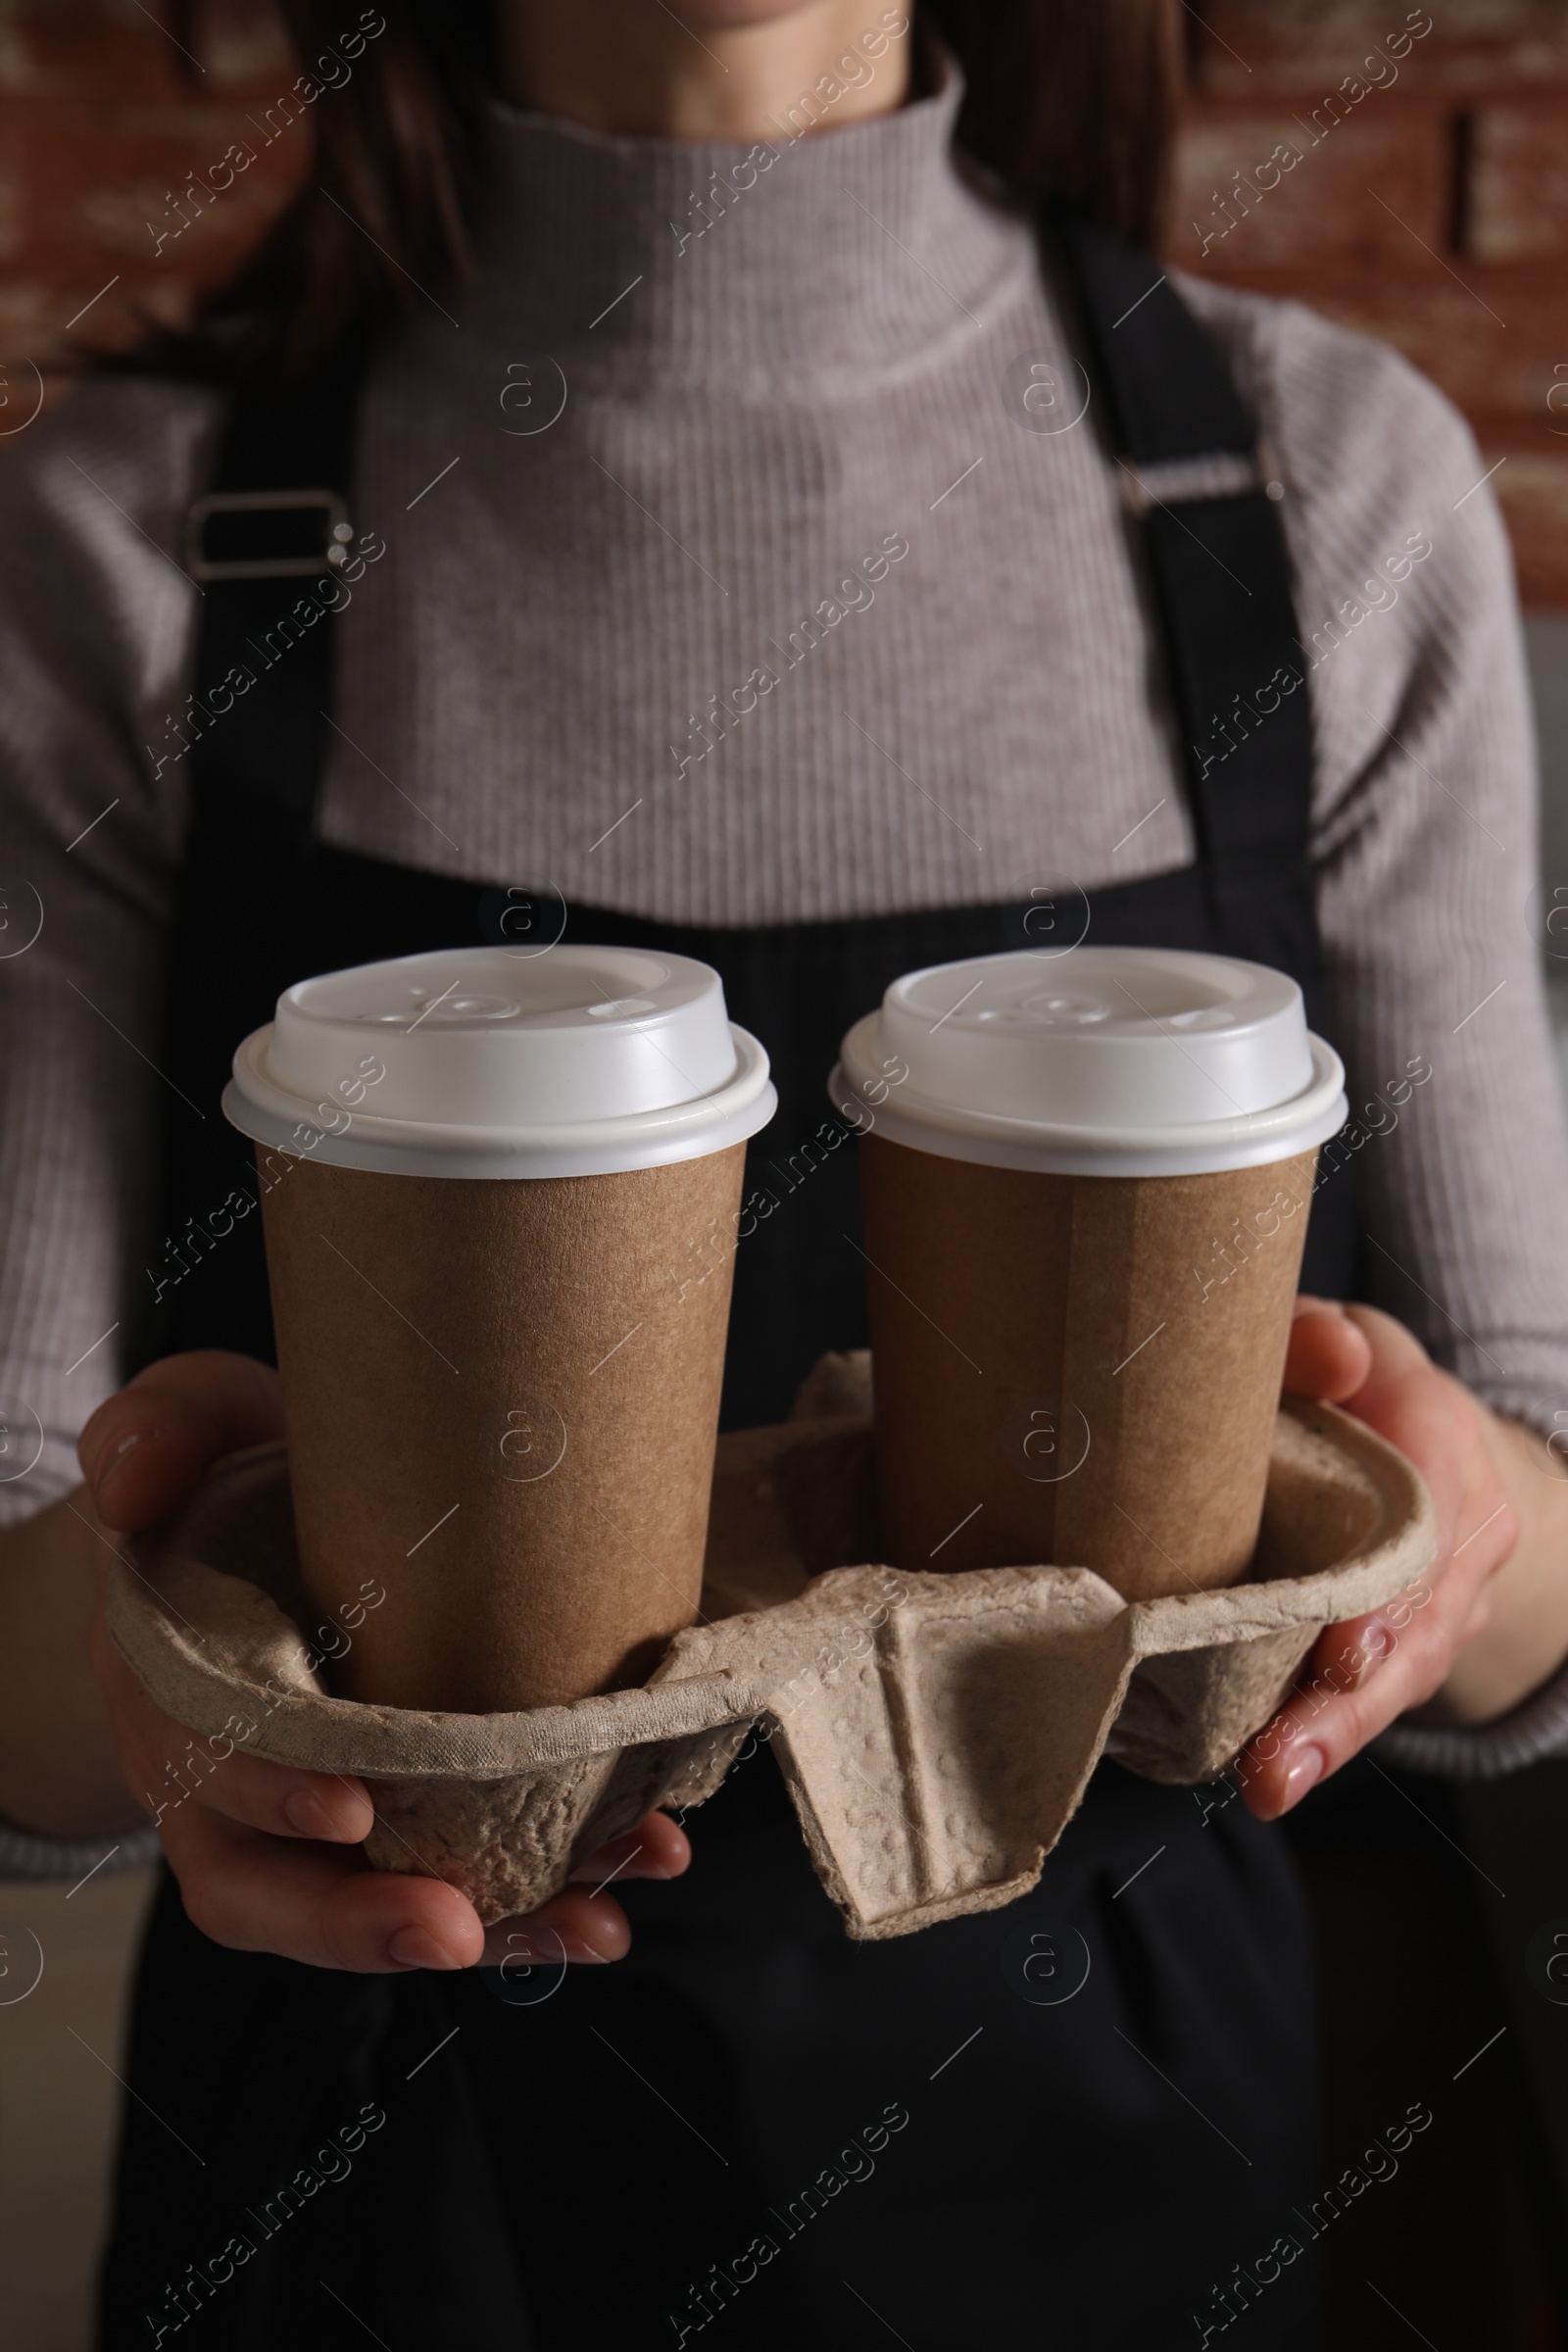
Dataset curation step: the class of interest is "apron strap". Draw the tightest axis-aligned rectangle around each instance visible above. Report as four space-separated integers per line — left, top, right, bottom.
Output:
1051 207 1319 981
160 342 367 1225
183 339 365 847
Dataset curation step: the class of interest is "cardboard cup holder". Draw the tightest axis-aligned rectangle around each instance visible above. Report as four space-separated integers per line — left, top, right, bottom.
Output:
107 1354 1436 1940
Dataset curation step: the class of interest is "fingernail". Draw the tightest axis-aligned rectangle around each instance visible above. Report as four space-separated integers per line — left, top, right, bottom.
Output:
283 1788 342 1839
94 1429 147 1494
1280 1745 1326 1812
387 1927 464 1971
1352 1619 1393 1689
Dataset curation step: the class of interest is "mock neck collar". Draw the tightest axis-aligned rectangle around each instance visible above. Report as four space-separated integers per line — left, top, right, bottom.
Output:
470 58 1029 390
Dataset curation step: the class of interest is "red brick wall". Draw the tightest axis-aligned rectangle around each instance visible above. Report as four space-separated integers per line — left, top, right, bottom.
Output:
1171 1 1568 605
0 1 303 386
3 1 1566 602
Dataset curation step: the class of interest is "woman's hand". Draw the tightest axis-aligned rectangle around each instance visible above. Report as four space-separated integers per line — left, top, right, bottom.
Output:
1237 1299 1519 1821
81 1350 689 1970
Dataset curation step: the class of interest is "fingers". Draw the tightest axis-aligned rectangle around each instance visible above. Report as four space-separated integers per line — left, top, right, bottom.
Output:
158 1761 639 1972
1241 1299 1519 1819
1284 1297 1374 1403
480 1888 634 1970
1240 1477 1518 1823
165 1797 636 1973
565 1809 691 1889
109 1623 695 1879
471 1810 695 1969
78 1350 283 1531
96 1618 671 1972
92 1622 373 1843
162 1797 487 1972
123 1660 638 1971
140 1709 637 1971
1237 1586 1439 1821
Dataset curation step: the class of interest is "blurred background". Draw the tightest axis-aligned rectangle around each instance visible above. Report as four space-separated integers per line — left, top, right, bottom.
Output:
1 3 1566 2346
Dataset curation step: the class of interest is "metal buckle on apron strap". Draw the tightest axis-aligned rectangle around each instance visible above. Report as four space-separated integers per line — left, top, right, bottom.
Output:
185 488 354 582
1118 439 1285 515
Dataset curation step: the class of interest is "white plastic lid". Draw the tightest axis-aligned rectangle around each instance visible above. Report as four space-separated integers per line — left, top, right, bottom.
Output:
832 947 1348 1177
223 945 776 1178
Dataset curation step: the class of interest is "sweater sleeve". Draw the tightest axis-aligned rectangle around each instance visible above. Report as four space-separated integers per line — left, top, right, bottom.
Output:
0 1815 162 1883
0 373 216 1878
1187 279 1568 1777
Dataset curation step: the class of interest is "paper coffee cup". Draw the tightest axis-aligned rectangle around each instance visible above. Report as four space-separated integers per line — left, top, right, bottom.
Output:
224 945 775 1711
832 949 1348 1598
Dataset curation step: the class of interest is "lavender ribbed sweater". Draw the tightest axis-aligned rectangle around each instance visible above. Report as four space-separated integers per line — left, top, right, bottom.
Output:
1 70 1565 1876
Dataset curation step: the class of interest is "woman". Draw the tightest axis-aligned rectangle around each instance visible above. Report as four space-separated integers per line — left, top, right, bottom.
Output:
3 3 1568 2344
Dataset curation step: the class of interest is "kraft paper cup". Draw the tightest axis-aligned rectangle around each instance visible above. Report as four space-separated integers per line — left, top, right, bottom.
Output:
832 949 1348 1599
224 945 775 1710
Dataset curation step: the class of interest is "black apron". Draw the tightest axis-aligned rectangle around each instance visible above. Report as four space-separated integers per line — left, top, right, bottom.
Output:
100 214 1353 2350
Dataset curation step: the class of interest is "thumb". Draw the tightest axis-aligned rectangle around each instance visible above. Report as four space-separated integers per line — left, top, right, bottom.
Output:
78 1351 283 1532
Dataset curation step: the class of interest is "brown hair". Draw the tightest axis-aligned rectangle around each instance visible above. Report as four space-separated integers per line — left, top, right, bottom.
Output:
160 0 1182 384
